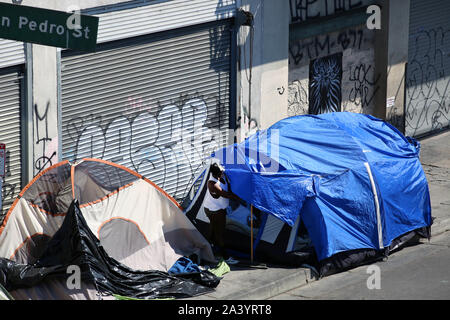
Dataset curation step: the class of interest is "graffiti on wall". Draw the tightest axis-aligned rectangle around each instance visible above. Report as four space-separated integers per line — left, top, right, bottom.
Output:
309 52 343 114
236 106 258 140
288 24 378 116
346 62 380 111
289 28 365 67
405 26 450 136
386 98 404 131
1 100 59 220
64 96 228 201
289 0 369 23
288 79 309 116
1 150 15 217
34 102 58 175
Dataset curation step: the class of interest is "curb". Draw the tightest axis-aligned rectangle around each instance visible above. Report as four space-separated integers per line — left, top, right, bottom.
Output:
431 217 450 237
191 266 316 300
224 268 315 300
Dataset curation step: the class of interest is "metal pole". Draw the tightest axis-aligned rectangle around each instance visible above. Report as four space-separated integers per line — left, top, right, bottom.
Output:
250 204 253 263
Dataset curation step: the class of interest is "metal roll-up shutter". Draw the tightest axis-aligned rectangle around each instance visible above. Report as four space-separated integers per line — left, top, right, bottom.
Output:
0 66 23 221
84 0 236 44
406 0 450 137
0 40 25 68
61 20 233 201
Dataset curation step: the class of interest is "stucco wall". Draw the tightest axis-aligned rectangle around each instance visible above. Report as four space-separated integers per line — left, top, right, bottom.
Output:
287 0 380 117
288 25 378 116
236 0 289 141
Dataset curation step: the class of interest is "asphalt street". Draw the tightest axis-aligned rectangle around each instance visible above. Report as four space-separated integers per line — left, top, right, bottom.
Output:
269 231 450 300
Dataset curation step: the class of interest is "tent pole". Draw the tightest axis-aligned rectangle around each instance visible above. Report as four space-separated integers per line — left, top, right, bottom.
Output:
250 205 253 263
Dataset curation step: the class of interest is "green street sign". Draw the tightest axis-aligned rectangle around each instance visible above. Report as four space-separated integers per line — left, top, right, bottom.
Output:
0 3 99 51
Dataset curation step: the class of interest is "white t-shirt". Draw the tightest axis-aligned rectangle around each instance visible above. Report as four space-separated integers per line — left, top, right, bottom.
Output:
203 175 229 211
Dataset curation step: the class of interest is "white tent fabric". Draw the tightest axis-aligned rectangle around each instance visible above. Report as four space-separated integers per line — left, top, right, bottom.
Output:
0 159 216 299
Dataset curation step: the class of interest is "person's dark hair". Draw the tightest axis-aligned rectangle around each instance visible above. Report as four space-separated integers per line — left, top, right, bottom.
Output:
210 162 224 179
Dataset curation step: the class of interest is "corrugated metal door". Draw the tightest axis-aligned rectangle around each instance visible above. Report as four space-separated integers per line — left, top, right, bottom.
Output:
83 0 236 44
0 66 23 221
60 20 233 201
0 40 25 69
406 0 450 137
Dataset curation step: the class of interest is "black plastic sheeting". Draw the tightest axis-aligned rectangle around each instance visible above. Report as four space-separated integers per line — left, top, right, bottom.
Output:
0 200 220 299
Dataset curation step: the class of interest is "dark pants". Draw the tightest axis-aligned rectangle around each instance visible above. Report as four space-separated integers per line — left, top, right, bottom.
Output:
204 208 229 260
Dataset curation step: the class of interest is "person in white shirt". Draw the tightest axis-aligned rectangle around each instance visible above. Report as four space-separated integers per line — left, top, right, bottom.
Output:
203 162 240 265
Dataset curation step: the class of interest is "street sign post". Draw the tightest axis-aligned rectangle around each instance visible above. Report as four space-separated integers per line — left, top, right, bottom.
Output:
0 2 99 51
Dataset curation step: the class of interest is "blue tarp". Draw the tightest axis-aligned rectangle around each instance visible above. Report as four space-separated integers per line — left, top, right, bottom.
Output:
168 257 201 275
212 112 432 261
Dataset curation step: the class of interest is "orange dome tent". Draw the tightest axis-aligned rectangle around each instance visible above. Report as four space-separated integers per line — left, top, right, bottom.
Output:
0 158 216 300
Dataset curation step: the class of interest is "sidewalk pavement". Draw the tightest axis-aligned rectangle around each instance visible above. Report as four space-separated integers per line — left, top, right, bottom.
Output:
187 129 450 300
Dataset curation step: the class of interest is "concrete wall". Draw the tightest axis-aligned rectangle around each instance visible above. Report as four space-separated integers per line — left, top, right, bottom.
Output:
372 0 410 133
289 0 375 22
287 0 380 118
31 45 59 177
288 25 378 116
385 0 410 133
259 1 289 131
236 0 289 141
286 0 411 134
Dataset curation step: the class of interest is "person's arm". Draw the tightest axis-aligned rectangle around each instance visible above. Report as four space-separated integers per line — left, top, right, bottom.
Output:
207 181 240 201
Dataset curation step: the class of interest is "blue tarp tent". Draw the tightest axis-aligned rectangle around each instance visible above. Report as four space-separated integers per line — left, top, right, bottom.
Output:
212 112 432 262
